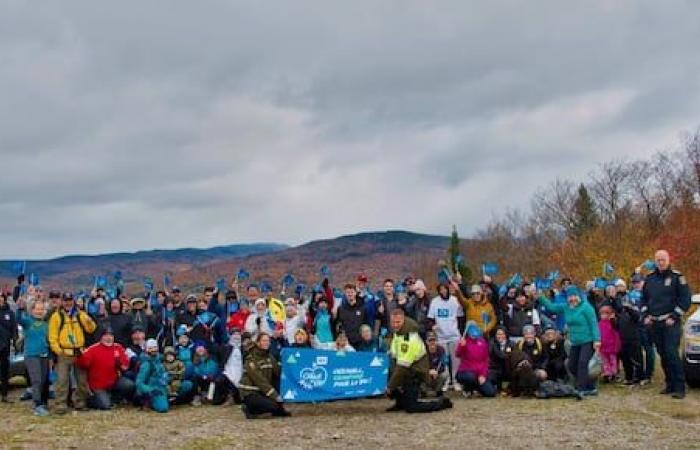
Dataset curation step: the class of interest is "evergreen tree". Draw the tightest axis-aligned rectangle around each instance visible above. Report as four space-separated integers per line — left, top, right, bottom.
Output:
448 225 473 283
571 184 599 239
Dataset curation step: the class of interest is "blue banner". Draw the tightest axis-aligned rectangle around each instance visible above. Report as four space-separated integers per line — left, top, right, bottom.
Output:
481 263 499 276
280 348 388 403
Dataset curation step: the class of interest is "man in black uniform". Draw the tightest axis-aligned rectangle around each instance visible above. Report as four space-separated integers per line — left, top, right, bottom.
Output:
640 250 691 399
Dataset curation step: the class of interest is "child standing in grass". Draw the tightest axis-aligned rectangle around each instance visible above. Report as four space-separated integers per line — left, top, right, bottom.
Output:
17 297 50 416
598 303 621 382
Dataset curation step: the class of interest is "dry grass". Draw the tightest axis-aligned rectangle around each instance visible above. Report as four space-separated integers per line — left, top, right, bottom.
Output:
0 382 698 450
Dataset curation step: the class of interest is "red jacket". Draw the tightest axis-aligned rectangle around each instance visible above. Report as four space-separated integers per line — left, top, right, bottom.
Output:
76 342 129 390
227 310 251 332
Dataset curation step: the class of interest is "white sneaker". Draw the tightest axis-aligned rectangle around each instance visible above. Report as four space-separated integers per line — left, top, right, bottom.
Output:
453 383 463 392
442 383 451 392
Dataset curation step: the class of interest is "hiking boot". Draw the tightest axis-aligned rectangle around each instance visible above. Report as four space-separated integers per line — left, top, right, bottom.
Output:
453 383 463 392
441 397 453 409
659 388 672 395
33 405 50 417
639 379 650 386
20 391 33 401
671 392 686 400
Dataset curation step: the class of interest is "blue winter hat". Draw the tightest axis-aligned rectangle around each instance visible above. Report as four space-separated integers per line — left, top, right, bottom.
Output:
565 286 580 298
176 324 189 337
466 321 482 339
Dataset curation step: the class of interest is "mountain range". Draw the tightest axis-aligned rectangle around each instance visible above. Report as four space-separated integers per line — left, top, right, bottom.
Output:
0 231 451 294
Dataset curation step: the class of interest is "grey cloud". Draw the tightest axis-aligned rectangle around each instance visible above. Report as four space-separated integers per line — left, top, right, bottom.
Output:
1 0 700 258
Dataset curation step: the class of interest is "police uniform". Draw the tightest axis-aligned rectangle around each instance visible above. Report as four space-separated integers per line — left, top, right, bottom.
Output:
238 346 289 418
641 267 691 396
387 317 451 413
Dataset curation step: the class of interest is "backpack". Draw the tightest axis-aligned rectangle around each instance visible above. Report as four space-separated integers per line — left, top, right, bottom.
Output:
51 309 91 351
535 380 583 400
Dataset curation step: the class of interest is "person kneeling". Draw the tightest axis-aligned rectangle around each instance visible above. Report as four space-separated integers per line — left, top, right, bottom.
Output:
455 321 496 398
76 327 135 410
238 333 291 419
386 309 452 413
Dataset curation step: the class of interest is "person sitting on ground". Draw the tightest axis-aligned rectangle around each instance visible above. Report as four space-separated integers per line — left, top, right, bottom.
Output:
386 309 453 413
488 326 512 393
455 321 496 398
76 327 134 410
541 325 567 382
162 346 192 401
135 339 172 413
517 325 549 382
424 332 449 396
238 332 291 419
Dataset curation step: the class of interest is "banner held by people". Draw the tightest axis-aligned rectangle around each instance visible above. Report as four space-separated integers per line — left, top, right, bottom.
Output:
280 348 389 403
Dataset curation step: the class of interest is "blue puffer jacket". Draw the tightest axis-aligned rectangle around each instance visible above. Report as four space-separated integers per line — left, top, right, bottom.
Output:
193 355 219 379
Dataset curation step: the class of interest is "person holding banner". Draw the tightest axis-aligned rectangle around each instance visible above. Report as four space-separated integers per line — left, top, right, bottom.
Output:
238 333 290 419
386 309 452 413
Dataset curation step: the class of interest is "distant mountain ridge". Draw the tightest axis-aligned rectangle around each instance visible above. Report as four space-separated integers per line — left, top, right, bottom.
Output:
1 231 451 292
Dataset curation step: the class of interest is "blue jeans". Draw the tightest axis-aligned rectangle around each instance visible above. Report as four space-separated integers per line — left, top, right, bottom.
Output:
455 371 496 397
650 321 685 394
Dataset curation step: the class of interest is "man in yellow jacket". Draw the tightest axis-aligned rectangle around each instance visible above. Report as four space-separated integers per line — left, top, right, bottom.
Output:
48 292 96 414
386 309 452 413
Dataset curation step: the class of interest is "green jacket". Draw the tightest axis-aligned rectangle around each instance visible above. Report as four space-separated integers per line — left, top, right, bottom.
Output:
238 347 280 399
539 295 600 346
388 317 429 391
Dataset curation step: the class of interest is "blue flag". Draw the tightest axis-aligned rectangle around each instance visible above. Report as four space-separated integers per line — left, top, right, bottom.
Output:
507 273 523 288
642 259 656 271
236 268 250 281
320 265 331 278
164 274 172 289
260 281 272 294
603 262 615 275
114 271 123 280
295 284 306 296
282 274 296 288
95 276 108 289
10 261 27 276
216 277 226 293
481 263 499 276
594 278 608 290
28 273 40 286
454 255 464 268
280 348 389 403
535 278 553 290
548 271 560 281
144 277 154 292
437 268 451 284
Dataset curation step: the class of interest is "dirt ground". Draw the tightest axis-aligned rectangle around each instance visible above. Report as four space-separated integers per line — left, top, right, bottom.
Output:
1 381 699 450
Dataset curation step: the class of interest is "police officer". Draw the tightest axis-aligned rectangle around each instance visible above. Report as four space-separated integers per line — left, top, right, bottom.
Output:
640 250 691 399
386 309 452 413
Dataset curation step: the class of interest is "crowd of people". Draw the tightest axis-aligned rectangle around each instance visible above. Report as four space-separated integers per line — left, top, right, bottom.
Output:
0 249 692 418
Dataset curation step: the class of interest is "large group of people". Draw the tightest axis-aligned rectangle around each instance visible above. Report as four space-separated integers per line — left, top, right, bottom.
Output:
0 249 692 419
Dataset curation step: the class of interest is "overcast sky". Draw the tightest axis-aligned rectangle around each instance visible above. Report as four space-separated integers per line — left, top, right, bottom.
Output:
2 1 700 259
